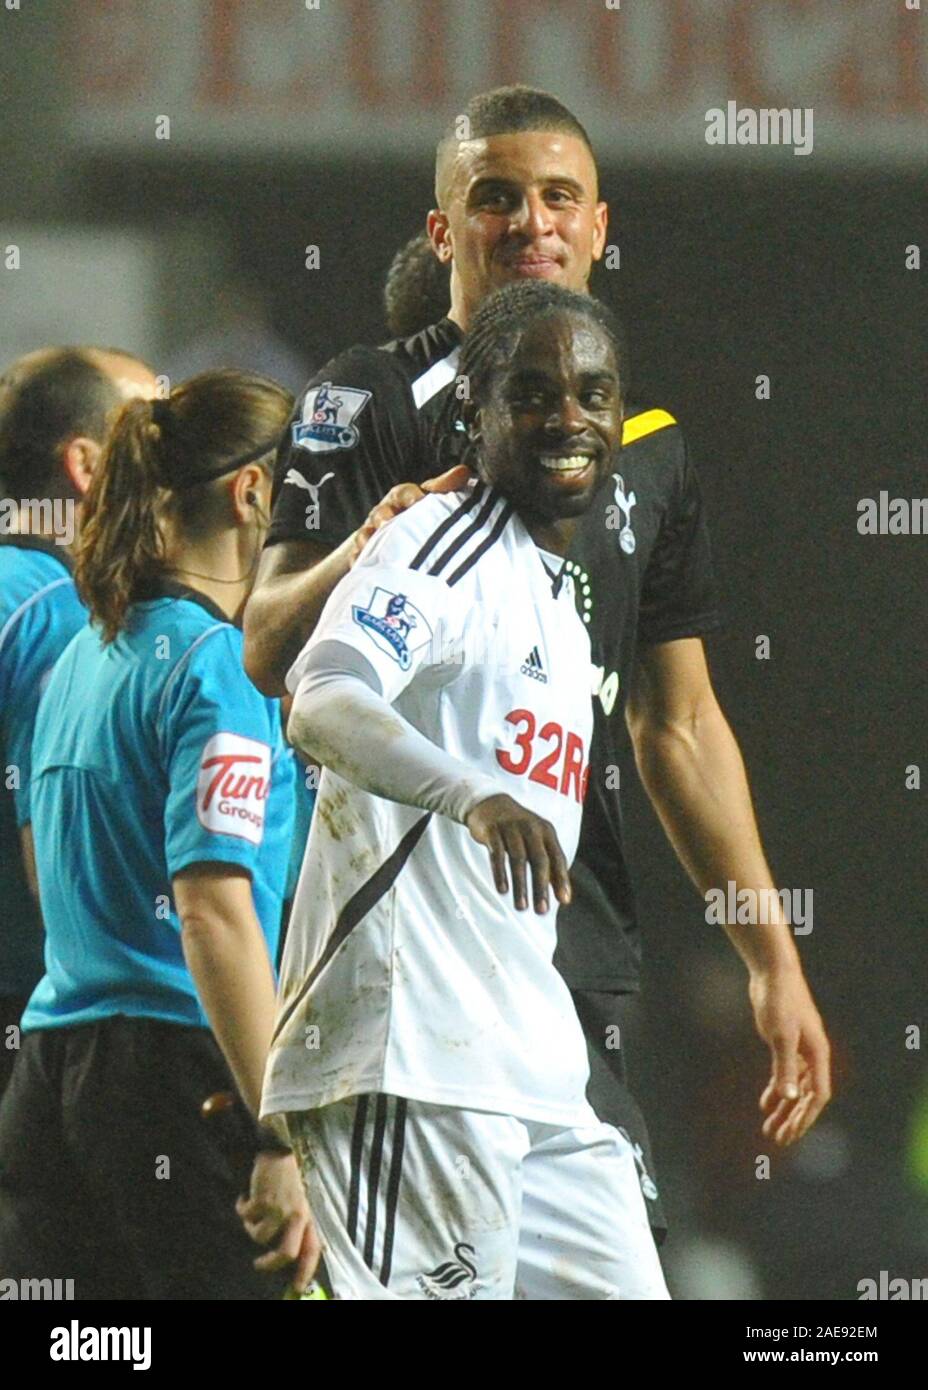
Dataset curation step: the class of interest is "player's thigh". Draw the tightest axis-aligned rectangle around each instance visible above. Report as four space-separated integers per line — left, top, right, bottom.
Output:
516 1118 670 1300
289 1095 526 1300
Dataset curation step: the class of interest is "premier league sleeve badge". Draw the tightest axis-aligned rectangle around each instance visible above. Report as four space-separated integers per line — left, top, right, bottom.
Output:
292 382 373 453
352 587 433 670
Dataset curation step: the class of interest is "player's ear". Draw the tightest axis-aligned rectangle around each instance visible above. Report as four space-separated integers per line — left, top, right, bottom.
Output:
427 209 453 265
590 200 609 264
61 436 101 496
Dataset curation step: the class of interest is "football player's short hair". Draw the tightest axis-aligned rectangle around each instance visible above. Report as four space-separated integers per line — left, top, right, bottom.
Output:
435 85 596 205
0 347 137 496
384 233 451 338
432 280 626 471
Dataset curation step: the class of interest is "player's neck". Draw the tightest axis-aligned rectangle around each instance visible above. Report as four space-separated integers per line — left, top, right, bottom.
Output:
523 516 578 557
448 274 476 332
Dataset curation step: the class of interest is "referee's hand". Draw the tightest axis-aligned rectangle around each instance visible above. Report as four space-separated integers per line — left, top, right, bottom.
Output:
349 464 473 565
236 1153 322 1292
466 793 572 915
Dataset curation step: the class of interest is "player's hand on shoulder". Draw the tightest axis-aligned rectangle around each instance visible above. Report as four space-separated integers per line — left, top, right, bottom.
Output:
236 1152 322 1292
465 793 572 916
349 463 473 567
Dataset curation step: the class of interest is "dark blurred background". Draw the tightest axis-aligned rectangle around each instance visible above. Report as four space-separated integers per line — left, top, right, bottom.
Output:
2 0 925 1298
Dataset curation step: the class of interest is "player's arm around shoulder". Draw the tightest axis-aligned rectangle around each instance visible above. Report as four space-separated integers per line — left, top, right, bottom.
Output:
244 346 421 697
244 534 356 698
285 494 473 719
282 476 484 711
244 463 472 697
347 461 473 564
352 479 476 566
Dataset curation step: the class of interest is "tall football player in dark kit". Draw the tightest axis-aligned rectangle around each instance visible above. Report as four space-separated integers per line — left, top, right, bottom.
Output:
240 86 831 1274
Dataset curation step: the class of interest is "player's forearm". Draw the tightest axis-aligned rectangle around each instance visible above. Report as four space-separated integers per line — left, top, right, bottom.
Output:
181 909 279 1117
630 700 801 978
289 665 502 823
243 537 356 696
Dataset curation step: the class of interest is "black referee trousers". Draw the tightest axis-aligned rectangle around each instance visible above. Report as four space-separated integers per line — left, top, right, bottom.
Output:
0 1016 289 1300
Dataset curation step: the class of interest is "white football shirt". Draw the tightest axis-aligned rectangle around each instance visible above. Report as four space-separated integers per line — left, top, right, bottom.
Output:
263 480 598 1127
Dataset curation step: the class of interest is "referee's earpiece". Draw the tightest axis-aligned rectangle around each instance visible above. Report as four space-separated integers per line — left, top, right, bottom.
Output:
243 488 270 531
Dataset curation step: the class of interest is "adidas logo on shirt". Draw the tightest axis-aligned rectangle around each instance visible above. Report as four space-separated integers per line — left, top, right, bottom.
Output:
520 646 548 684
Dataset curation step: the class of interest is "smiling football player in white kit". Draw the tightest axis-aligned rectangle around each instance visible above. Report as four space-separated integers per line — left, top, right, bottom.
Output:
259 281 669 1301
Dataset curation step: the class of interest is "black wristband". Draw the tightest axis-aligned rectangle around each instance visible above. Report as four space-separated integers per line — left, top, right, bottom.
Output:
200 1088 292 1154
254 1120 292 1156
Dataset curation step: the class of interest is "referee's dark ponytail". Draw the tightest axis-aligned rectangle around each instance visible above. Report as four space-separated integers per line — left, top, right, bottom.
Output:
75 398 166 643
432 281 626 474
76 369 292 643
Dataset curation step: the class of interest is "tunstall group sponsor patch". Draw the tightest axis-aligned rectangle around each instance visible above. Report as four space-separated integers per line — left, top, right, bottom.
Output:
196 732 271 844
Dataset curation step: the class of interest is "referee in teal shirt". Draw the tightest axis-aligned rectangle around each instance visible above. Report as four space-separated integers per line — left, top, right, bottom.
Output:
0 370 315 1299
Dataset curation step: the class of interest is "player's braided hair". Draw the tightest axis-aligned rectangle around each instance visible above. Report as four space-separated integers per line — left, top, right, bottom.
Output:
76 369 292 642
432 281 626 474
